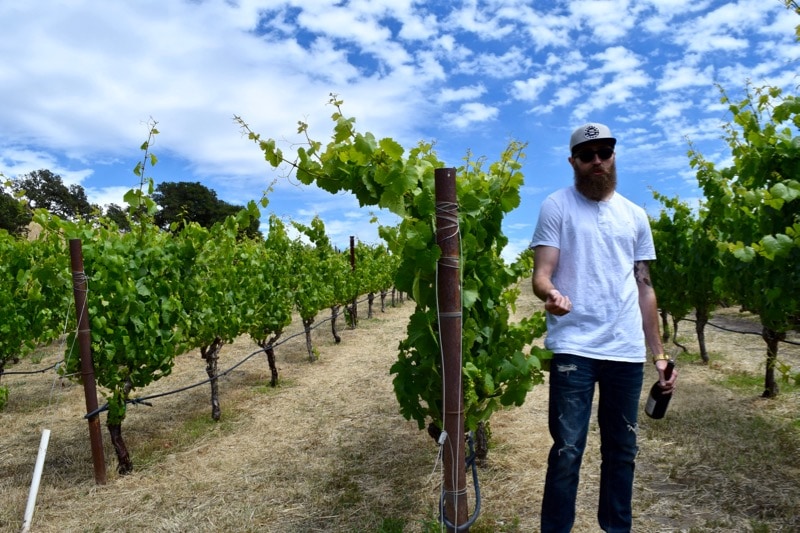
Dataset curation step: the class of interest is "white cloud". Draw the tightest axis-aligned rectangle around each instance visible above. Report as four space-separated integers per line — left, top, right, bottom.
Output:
552 86 582 108
431 34 472 60
653 99 692 120
444 102 499 129
560 46 652 118
446 0 516 40
1 148 74 181
684 34 749 54
568 0 638 43
638 0 714 34
548 51 589 77
640 0 712 16
593 46 646 73
760 6 800 38
456 47 534 79
572 68 651 120
501 236 533 264
672 0 778 54
513 5 574 50
86 186 135 209
293 2 393 46
656 61 715 92
438 85 488 104
510 75 553 102
398 12 440 41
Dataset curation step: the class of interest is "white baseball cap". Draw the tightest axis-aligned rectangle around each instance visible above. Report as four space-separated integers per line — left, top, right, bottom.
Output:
570 123 616 152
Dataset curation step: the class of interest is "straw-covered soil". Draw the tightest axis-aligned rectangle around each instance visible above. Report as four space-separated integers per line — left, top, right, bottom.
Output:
2 282 799 532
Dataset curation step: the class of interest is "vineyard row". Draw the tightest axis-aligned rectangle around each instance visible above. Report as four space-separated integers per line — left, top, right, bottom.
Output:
1 207 398 473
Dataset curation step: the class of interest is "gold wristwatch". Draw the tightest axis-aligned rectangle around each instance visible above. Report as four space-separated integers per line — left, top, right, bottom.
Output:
652 352 670 364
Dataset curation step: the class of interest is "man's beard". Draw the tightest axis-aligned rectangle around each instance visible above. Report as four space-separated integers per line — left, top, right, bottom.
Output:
574 161 617 201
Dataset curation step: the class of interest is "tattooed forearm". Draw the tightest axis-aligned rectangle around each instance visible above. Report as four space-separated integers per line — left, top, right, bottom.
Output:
634 260 653 287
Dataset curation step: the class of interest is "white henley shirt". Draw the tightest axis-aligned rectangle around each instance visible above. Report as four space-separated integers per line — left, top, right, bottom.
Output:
531 186 656 362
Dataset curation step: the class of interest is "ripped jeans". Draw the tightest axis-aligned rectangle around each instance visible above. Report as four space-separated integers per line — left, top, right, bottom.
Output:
541 353 644 533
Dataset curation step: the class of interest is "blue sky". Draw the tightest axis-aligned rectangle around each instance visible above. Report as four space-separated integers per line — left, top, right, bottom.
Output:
2 0 798 260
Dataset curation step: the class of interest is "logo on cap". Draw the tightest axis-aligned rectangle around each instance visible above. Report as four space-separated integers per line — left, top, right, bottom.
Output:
583 125 600 140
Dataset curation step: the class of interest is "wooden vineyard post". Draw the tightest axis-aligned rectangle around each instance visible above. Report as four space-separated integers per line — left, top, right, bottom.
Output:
69 239 107 485
435 167 469 531
349 235 357 328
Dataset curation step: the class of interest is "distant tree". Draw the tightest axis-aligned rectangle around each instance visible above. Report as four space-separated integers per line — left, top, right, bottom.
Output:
104 203 131 231
12 169 97 220
152 181 216 229
152 181 260 238
0 188 32 235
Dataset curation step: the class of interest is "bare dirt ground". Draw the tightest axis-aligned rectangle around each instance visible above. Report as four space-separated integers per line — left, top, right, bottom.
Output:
2 285 799 532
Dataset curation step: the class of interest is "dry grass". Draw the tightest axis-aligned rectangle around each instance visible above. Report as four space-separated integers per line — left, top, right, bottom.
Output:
1 286 799 533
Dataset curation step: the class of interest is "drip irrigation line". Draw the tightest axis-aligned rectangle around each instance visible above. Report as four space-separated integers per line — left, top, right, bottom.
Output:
0 362 59 376
676 315 800 346
439 432 481 531
84 327 307 418
82 291 395 419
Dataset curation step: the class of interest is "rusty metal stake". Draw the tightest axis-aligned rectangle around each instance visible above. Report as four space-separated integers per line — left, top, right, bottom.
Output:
69 239 107 485
435 167 469 531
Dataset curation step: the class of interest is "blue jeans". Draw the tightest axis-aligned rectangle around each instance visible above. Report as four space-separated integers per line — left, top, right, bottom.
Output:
540 353 644 533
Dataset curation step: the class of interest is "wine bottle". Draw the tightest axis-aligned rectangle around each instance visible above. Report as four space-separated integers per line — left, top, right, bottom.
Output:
645 360 675 419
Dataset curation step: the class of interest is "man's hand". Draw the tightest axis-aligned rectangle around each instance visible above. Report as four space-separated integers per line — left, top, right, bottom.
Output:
545 288 572 316
654 359 678 394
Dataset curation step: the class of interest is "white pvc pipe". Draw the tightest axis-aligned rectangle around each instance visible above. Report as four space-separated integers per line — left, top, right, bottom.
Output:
21 428 51 533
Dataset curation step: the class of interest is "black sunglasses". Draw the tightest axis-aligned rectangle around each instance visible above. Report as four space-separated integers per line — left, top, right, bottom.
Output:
574 147 614 163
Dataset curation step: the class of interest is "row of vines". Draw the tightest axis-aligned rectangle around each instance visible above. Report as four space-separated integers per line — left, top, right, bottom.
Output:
1 181 398 473
650 85 800 396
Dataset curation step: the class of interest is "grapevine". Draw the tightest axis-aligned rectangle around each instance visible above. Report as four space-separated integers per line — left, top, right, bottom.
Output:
240 215 295 386
690 83 800 396
650 192 723 362
0 228 71 408
237 96 550 436
177 203 262 420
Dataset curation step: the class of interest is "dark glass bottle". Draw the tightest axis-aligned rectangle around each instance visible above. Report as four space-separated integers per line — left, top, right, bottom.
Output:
645 360 675 419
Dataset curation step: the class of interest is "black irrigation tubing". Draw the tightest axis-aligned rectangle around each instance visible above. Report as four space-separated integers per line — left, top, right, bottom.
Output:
5 293 390 381
0 362 60 376
439 431 482 531
677 315 800 347
85 343 270 419
84 292 395 419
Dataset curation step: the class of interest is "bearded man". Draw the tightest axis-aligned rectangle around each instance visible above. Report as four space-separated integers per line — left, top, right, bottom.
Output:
530 123 677 533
